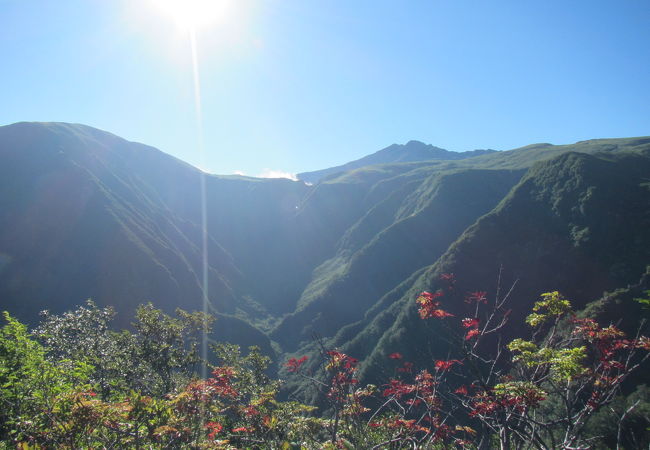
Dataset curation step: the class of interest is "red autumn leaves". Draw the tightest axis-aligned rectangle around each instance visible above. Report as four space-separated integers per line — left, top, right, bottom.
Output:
416 291 454 319
278 274 650 449
416 275 482 341
285 355 308 372
434 359 462 371
288 274 482 388
461 317 480 341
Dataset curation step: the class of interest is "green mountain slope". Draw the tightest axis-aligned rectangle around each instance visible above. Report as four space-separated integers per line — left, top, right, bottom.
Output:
341 149 650 384
0 122 232 319
2 121 649 386
0 122 313 353
272 168 523 350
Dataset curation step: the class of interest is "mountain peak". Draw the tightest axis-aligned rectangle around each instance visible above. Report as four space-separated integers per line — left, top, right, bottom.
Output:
404 139 426 147
297 141 495 184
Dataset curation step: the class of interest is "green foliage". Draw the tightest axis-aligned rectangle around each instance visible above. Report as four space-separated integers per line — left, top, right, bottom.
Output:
131 303 214 396
510 293 588 381
36 301 214 399
587 384 650 449
1 286 649 448
548 347 588 381
507 337 537 355
635 290 650 310
508 338 587 382
35 301 125 398
492 381 547 405
0 311 92 444
525 291 572 327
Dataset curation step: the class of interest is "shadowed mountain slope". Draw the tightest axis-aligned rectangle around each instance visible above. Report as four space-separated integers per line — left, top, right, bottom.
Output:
272 168 524 350
350 149 650 383
2 122 649 382
0 122 314 353
279 145 650 400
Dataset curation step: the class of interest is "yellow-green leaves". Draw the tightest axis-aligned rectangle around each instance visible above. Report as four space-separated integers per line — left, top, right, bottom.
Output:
493 381 547 406
508 338 587 382
508 338 537 357
549 347 588 381
512 293 588 381
525 291 572 327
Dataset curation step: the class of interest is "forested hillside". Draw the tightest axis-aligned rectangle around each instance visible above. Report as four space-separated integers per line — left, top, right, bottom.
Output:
1 122 649 387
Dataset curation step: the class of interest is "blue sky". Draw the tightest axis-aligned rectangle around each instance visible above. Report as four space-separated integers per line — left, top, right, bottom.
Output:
1 0 649 177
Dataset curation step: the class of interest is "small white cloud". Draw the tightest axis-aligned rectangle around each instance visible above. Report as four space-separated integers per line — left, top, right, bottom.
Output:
258 168 298 181
233 170 246 176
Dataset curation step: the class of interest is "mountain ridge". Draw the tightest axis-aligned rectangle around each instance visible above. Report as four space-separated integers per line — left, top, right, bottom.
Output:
1 121 649 386
297 140 497 184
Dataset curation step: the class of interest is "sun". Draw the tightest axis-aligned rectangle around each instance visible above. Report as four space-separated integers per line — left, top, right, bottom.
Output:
152 0 230 31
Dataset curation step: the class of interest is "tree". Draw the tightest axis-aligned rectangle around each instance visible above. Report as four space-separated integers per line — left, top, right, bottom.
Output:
130 303 214 396
0 312 92 446
285 277 650 448
35 301 214 399
2 282 648 448
412 283 650 449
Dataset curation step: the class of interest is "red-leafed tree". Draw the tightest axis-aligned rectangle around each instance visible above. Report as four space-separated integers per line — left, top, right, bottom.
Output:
411 280 650 450
283 275 650 448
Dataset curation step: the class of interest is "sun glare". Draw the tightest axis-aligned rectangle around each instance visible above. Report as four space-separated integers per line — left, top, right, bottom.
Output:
152 0 230 31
